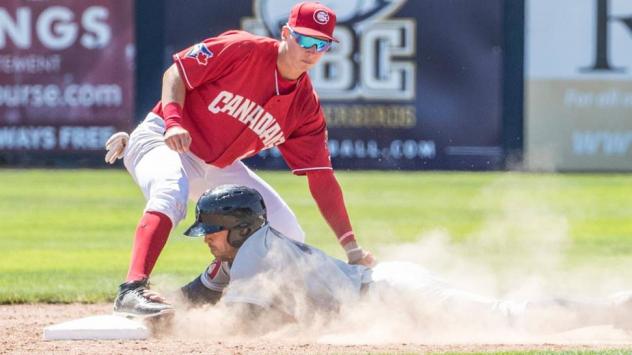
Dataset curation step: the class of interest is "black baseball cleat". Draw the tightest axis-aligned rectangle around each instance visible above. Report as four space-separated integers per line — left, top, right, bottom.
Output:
113 278 174 319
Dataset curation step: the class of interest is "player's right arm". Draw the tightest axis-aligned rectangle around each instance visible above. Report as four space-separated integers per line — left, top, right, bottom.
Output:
180 259 230 306
161 32 255 154
161 64 192 153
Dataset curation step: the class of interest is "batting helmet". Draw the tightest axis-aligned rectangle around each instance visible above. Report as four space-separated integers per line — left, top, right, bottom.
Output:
184 185 267 248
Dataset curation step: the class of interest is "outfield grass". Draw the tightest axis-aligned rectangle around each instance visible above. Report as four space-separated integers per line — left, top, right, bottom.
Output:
1 169 632 303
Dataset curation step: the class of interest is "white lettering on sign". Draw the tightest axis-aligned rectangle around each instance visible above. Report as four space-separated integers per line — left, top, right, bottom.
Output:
58 126 114 150
527 0 632 79
0 126 56 150
0 7 30 48
0 55 62 74
573 130 632 156
0 84 122 108
0 6 111 50
310 20 416 100
0 126 116 150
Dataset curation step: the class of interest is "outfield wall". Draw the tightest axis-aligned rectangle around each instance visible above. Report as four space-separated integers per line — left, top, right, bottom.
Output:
1 0 518 170
160 0 508 170
0 0 134 166
525 0 632 171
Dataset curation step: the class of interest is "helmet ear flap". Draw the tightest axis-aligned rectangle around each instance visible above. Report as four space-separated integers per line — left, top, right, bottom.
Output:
227 226 254 248
190 185 267 246
227 230 245 248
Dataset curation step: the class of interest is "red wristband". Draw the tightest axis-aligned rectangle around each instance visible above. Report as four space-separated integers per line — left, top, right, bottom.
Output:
162 102 183 131
338 231 356 246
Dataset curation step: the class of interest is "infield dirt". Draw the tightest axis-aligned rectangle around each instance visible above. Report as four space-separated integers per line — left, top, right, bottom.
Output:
3 304 632 354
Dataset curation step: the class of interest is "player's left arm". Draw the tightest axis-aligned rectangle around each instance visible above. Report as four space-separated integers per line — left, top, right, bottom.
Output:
224 302 296 334
306 170 375 267
277 91 375 266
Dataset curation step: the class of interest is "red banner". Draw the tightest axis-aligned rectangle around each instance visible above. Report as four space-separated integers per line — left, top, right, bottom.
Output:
0 0 134 152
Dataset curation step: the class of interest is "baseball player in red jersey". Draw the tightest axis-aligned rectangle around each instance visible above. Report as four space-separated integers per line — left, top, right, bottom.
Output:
105 2 375 317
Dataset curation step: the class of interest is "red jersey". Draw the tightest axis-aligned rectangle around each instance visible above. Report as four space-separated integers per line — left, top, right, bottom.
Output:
151 30 332 175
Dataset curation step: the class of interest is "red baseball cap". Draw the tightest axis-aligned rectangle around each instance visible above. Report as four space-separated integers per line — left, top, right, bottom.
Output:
288 2 338 42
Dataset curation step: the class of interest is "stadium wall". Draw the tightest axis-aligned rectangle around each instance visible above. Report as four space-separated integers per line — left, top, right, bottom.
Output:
0 0 526 170
525 0 632 171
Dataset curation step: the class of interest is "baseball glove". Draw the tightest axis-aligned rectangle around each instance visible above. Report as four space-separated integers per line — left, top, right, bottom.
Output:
104 131 130 164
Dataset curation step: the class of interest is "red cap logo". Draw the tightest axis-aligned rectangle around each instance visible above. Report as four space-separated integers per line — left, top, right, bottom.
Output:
313 10 330 25
288 2 338 42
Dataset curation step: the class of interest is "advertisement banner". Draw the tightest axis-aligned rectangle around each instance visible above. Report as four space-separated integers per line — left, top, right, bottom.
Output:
163 0 504 170
0 0 134 153
526 0 632 171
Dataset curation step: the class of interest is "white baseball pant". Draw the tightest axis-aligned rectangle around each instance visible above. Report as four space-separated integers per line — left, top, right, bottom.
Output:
123 112 305 242
369 262 620 332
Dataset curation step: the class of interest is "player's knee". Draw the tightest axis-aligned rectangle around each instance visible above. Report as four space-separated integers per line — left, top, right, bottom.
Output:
145 198 187 226
146 180 188 225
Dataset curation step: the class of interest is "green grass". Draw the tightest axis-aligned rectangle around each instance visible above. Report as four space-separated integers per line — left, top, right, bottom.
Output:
2 169 632 303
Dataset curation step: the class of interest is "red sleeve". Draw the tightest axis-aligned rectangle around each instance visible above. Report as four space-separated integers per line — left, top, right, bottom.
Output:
278 95 332 175
306 170 356 247
172 31 253 90
162 102 183 131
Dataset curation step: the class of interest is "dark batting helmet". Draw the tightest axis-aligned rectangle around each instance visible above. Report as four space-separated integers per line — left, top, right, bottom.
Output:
184 185 267 247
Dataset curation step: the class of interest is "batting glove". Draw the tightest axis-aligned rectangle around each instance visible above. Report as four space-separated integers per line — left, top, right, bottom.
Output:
104 131 130 164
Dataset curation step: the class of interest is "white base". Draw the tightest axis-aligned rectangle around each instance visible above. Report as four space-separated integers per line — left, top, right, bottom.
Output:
43 314 149 341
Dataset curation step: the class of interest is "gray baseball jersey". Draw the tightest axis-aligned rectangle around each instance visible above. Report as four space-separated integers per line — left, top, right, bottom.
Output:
197 227 624 329
201 224 371 317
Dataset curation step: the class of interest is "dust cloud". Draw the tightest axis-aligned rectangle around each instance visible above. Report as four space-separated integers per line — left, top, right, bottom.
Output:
163 176 632 345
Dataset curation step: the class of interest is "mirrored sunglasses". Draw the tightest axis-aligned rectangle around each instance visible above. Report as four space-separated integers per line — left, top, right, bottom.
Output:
289 27 332 53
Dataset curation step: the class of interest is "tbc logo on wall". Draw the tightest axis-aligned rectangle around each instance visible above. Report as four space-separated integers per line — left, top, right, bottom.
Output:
242 0 416 101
